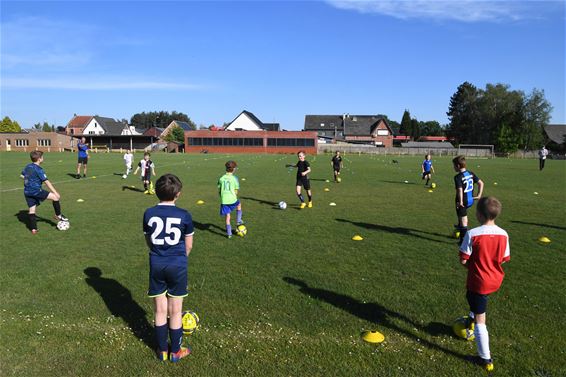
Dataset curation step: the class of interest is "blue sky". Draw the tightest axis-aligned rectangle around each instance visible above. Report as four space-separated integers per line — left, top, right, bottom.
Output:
1 0 564 130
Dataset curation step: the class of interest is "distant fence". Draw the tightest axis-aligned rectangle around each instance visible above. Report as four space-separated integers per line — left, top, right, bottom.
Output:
318 144 543 158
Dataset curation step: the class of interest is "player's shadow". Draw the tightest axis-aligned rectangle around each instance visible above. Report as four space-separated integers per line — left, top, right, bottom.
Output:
66 173 79 178
510 220 566 231
83 267 154 350
193 221 227 237
283 277 467 361
113 172 125 176
122 186 145 193
309 178 328 182
14 210 57 230
240 196 279 208
335 218 453 244
380 180 417 185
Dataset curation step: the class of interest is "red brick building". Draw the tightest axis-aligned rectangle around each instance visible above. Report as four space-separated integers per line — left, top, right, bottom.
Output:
65 115 93 135
304 115 394 147
184 130 317 154
0 132 74 152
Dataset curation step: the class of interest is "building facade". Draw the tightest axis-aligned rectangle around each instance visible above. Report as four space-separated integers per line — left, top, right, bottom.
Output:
0 132 74 152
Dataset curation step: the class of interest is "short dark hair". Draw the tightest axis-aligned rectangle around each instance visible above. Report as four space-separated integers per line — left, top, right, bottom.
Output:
144 152 151 157
477 196 501 221
225 160 237 172
452 155 466 169
155 174 183 201
297 151 305 156
30 150 43 162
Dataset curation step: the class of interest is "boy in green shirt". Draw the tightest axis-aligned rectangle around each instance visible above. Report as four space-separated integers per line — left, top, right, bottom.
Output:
218 161 244 238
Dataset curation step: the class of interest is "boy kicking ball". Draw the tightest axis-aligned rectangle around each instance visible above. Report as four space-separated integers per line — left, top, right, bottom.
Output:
287 151 313 208
421 154 434 187
133 152 156 194
143 174 194 362
218 160 244 239
459 197 510 372
21 151 68 234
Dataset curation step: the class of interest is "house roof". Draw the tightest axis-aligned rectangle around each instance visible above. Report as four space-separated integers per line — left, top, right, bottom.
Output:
67 115 93 128
401 141 455 149
226 110 280 131
345 116 391 136
544 124 566 144
94 116 127 135
262 123 280 131
172 121 194 131
304 115 344 131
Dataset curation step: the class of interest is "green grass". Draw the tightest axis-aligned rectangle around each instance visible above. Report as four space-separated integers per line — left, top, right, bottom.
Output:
1 151 565 377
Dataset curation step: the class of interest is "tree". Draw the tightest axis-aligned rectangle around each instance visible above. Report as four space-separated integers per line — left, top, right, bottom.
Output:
522 88 552 150
130 111 196 130
446 82 480 144
163 126 185 143
0 116 22 132
410 118 420 139
42 122 53 132
400 110 412 136
420 121 445 136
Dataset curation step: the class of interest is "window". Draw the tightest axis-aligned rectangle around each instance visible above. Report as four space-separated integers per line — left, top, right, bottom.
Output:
266 138 315 147
16 139 29 147
89 131 95 135
37 139 52 146
377 130 389 136
320 123 325 127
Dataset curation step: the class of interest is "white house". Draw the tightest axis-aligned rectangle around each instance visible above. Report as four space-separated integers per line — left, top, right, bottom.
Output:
224 110 280 131
82 116 141 136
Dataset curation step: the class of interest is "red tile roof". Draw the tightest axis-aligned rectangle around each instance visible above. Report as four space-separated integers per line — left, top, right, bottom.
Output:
67 115 93 128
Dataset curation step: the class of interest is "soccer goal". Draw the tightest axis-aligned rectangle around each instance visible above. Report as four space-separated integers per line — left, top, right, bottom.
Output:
457 144 495 158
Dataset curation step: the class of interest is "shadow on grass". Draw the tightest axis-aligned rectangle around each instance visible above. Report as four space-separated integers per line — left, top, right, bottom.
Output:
510 220 566 231
336 218 454 244
15 210 57 231
122 186 145 193
66 173 79 179
283 277 467 361
380 180 417 185
240 196 279 208
193 220 227 237
84 267 153 350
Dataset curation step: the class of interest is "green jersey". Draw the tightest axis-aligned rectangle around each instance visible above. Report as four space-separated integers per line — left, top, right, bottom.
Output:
218 173 239 204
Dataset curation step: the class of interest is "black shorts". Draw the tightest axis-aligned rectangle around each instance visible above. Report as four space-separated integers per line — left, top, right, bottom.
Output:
148 263 188 298
296 177 311 190
142 174 152 182
456 204 469 217
78 157 88 164
422 171 431 178
333 166 341 172
25 190 50 208
467 290 489 315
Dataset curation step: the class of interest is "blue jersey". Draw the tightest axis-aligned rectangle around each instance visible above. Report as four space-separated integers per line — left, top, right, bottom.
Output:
143 204 194 267
77 142 89 158
422 159 433 172
454 170 480 208
21 163 48 196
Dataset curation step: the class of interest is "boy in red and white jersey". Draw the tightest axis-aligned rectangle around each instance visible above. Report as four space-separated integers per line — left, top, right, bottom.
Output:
459 196 510 372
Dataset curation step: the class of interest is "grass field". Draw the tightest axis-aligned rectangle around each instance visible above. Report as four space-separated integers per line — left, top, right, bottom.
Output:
0 151 565 377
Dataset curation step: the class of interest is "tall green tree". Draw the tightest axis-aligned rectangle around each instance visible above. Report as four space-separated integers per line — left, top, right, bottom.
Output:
419 121 445 136
400 110 412 136
130 111 196 130
521 88 552 150
410 118 420 139
446 82 480 144
163 126 185 143
0 116 22 132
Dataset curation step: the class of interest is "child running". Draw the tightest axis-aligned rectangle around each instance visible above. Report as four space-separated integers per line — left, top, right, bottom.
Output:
133 152 156 194
218 160 244 239
143 173 194 362
287 151 312 209
421 154 435 187
123 149 134 176
20 150 68 233
459 197 510 372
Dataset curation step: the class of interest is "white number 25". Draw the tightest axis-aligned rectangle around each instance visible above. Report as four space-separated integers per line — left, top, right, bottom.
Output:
148 217 182 245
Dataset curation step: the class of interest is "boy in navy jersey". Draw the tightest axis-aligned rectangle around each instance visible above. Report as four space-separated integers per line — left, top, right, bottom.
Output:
133 152 156 194
287 151 312 208
459 197 510 372
143 174 194 362
421 154 434 187
453 155 484 245
76 137 89 179
20 150 68 234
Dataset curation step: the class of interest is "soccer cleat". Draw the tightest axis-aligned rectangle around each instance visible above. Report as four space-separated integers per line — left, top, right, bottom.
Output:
227 234 233 239
144 190 150 195
31 229 38 235
149 190 155 195
237 220 245 226
170 347 191 362
307 201 313 208
156 350 168 361
300 202 307 209
83 174 86 178
76 174 81 179
468 356 494 372
55 214 69 221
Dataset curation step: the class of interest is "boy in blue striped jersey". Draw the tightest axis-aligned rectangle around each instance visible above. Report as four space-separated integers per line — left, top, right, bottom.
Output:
453 155 484 246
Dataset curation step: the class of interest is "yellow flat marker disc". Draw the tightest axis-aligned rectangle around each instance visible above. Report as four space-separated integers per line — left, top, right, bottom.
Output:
362 330 385 343
352 235 363 241
324 188 330 192
538 236 551 243
196 200 205 205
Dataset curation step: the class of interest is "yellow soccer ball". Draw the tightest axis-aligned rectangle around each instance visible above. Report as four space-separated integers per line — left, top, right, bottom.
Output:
236 224 247 237
182 310 200 335
431 183 436 189
452 316 475 341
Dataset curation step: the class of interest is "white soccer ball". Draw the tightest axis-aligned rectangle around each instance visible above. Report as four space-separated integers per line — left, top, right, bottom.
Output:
122 174 127 179
57 220 70 231
278 201 287 210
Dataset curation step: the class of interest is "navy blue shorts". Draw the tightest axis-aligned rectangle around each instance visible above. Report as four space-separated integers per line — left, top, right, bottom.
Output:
141 174 152 182
220 200 240 216
148 264 188 298
467 290 489 315
78 156 88 164
25 190 50 208
422 171 431 178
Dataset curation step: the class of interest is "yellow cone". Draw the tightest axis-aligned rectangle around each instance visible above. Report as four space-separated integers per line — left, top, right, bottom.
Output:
428 189 433 193
92 176 96 179
76 199 84 202
325 179 330 183
329 202 337 206
196 200 205 205
362 330 385 343
538 236 551 243
324 188 330 192
241 178 246 181
352 235 363 241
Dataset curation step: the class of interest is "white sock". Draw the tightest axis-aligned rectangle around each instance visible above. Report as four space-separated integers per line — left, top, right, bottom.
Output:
474 323 491 360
